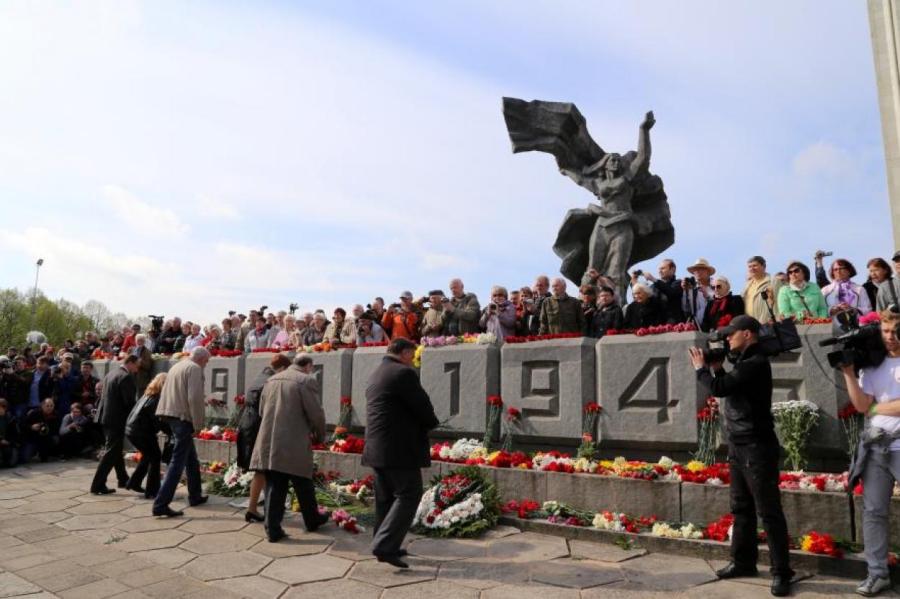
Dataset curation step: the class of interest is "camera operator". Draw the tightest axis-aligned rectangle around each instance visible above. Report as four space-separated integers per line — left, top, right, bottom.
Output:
479 286 517 339
688 315 793 596
355 311 386 345
840 308 900 596
382 292 420 342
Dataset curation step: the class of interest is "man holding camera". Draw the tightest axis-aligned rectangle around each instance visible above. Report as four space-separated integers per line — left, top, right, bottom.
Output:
382 292 420 342
841 309 900 596
635 258 685 324
442 279 481 336
689 315 793 597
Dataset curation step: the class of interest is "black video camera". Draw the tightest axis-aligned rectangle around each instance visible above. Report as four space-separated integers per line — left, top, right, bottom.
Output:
289 303 299 316
819 323 886 369
148 315 164 333
683 276 696 287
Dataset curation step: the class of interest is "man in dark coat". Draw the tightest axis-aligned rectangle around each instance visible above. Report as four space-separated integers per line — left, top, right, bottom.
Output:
90 355 139 494
362 338 439 568
689 315 793 597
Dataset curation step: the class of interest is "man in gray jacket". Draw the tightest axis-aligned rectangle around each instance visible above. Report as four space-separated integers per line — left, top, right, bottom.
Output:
152 347 210 517
442 278 480 335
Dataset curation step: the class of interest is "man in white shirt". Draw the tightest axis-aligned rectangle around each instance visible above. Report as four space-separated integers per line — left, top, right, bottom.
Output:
842 308 900 597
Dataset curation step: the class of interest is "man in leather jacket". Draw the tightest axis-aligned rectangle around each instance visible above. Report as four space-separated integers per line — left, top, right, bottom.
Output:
689 315 793 597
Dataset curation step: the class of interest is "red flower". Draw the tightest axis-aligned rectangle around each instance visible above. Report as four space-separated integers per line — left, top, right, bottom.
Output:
506 406 521 419
340 396 352 406
837 403 859 420
584 402 602 414
487 395 503 407
233 394 245 406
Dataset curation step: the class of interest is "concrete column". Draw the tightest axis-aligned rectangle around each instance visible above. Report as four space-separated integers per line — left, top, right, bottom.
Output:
869 0 900 249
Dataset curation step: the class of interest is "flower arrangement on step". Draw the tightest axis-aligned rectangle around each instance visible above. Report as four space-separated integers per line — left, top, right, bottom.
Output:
606 322 698 337
778 471 847 492
577 402 603 460
195 424 238 442
484 395 503 450
412 466 501 538
329 508 363 533
329 396 353 443
124 451 143 464
504 332 583 343
329 432 364 454
328 474 375 503
693 397 721 466
209 348 243 357
430 438 485 463
206 461 254 496
772 400 819 471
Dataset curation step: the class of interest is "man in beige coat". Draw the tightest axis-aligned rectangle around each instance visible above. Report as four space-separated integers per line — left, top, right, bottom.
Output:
251 354 328 542
152 347 210 517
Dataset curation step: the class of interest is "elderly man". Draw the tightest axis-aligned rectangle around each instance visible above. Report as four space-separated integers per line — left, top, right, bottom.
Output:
528 275 552 334
539 278 584 335
152 347 210 517
442 279 480 336
741 255 782 324
356 311 387 344
635 258 684 324
420 290 446 338
382 292 419 341
363 338 439 568
90 354 139 494
340 304 366 344
252 354 328 542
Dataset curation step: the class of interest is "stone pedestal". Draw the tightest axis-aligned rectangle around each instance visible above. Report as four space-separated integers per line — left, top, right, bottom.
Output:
500 338 596 442
203 356 246 421
545 474 681 521
309 349 354 426
597 332 704 450
420 344 500 435
349 347 388 427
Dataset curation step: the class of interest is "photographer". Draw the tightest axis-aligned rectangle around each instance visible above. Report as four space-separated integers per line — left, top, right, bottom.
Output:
356 311 386 344
442 279 481 336
840 308 900 596
59 402 91 458
821 258 872 325
636 258 684 324
681 259 716 326
0 398 19 468
21 397 60 463
382 292 419 342
478 286 517 339
420 291 446 339
688 315 793 596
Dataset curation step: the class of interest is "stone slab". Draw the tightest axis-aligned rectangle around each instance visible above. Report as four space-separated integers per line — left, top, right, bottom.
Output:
309 349 354 426
549 473 681 521
203 356 245 421
500 338 596 441
530 558 624 588
194 439 234 464
597 332 704 448
680 482 731 526
483 466 548 504
781 489 852 540
349 346 388 427
260 553 353 584
420 344 499 434
242 352 290 397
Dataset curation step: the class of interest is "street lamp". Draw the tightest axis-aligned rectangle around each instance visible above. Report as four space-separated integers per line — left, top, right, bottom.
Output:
29 258 44 331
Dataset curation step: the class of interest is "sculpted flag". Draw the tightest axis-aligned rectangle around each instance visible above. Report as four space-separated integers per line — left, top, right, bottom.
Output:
502 97 674 285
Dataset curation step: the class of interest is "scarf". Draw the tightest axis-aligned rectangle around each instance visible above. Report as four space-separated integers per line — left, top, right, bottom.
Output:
836 280 859 307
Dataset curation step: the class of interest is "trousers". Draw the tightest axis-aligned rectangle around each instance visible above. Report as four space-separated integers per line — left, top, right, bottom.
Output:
263 471 321 538
153 419 202 511
728 441 793 577
371 467 422 557
862 448 900 578
90 426 128 491
128 436 162 497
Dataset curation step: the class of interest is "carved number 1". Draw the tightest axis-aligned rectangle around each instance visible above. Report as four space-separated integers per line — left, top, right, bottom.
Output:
445 362 460 418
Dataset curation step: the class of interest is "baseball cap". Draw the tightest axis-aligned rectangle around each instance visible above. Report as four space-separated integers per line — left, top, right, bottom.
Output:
399 291 414 300
713 315 761 339
892 250 900 263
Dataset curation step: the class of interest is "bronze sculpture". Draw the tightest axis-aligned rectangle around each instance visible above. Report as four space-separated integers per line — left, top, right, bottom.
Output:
502 98 674 297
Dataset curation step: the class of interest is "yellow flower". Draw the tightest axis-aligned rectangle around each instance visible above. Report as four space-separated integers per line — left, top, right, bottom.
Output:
685 460 706 473
599 460 614 469
413 345 424 368
487 451 501 462
800 535 813 552
470 447 488 459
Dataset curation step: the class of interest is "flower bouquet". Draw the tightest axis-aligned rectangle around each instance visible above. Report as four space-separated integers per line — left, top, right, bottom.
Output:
206 461 254 497
328 474 375 503
693 397 721 466
591 510 658 533
838 402 864 466
501 499 544 519
504 332 583 344
501 406 521 452
330 434 364 454
430 438 485 463
578 402 602 460
412 466 501 538
329 396 353 443
772 400 820 471
195 425 238 443
542 501 594 527
484 395 503 450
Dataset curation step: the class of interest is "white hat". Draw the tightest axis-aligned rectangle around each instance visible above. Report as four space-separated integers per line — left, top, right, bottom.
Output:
687 258 716 275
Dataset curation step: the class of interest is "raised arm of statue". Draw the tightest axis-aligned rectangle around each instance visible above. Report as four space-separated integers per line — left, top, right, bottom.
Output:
628 111 655 180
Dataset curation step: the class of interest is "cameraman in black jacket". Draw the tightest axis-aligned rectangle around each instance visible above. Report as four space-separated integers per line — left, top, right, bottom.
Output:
689 315 793 597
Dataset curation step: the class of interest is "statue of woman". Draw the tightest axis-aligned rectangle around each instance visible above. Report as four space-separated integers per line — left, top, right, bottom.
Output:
502 99 673 298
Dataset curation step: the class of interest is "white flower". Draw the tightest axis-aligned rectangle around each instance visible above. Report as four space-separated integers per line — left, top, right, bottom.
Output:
657 456 674 469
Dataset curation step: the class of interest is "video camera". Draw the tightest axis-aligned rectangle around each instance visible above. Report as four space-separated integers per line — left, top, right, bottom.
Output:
288 303 299 316
148 315 164 333
819 322 887 369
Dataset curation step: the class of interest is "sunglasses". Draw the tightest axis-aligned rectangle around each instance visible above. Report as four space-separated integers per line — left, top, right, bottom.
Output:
714 285 725 290
787 268 802 274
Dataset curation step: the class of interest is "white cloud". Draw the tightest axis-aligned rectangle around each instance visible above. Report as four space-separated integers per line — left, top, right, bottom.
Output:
101 185 189 237
792 141 854 180
197 195 240 221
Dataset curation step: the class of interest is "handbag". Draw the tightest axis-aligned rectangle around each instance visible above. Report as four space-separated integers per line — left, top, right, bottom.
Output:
759 289 802 356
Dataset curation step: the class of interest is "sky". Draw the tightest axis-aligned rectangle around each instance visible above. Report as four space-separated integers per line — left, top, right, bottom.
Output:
0 0 893 325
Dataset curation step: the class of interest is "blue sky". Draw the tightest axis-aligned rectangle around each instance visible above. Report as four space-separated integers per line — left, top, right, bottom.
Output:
0 0 892 324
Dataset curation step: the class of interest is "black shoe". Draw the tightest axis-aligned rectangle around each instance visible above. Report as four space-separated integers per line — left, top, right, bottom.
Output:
126 484 146 494
771 574 792 596
397 549 408 557
188 495 208 507
117 481 129 489
716 562 759 579
152 507 184 518
245 511 264 523
267 529 287 543
307 512 330 532
91 487 116 495
376 554 409 569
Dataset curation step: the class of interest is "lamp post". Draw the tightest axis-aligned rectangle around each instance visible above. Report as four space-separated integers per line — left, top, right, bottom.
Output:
29 258 44 332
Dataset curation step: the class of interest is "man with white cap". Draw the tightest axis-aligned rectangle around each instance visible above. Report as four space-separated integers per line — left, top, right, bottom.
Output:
682 258 716 326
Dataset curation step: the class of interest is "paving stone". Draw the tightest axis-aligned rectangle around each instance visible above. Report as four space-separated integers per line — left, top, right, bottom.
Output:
619 553 717 591
0 572 41 597
133 548 198 569
281 578 382 599
790 575 892 598
0 535 24 550
180 551 271 581
0 489 39 500
66 500 135 515
349 556 438 588
705 559 813 588
568 540 647 563
74 528 130 545
326 532 377 561
71 492 131 503
177 517 247 534
0 500 27 510
0 552 57 572
0 518 47 535
14 558 84 582
32 510 74 524
136 576 207 598
181 585 244 599
114 529 193 553
180 531 259 555
407 537 487 561
57 514 130 531
437 558 530 589
481 525 522 540
582 580 689 598
682 580 772 598
94 556 157 579
15 499 78 514
481 583 581 599
118 566 177 589
381 579 480 598
58 578 131 599
248 534 332 558
486 532 570 562
71 547 130 567
34 534 97 557
530 558 624 589
209 575 288 599
12 525 69 542
29 569 106 593
117 517 185 533
180 504 239 520
261 553 354 584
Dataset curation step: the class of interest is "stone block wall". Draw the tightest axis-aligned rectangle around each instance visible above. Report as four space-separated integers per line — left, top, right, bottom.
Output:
420 344 499 435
